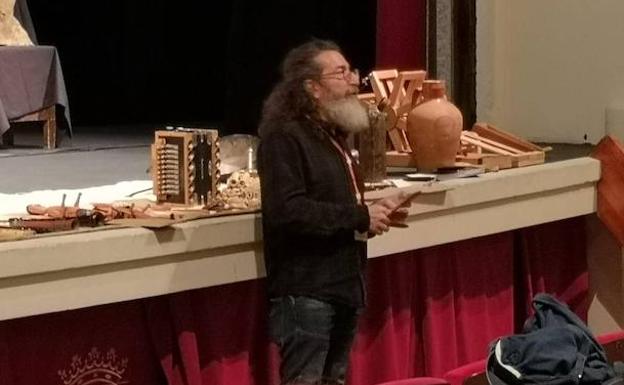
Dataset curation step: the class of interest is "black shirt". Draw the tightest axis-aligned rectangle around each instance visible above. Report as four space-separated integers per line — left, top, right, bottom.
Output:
258 118 370 307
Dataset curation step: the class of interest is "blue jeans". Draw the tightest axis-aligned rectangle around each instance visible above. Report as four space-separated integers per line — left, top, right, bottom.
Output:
269 296 361 385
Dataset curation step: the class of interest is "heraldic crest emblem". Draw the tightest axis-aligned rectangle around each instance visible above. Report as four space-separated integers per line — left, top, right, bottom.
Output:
58 347 129 385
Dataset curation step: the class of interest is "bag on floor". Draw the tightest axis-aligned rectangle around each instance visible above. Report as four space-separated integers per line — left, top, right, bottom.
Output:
486 293 622 385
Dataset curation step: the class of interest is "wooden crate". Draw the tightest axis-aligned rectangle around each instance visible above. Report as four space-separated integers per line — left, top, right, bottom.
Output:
461 123 546 168
456 153 513 171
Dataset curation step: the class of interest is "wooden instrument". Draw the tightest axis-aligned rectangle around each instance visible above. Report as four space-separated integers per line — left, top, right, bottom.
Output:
151 128 221 206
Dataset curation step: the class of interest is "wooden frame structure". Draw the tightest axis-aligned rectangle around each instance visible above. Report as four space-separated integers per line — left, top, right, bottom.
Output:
363 69 427 153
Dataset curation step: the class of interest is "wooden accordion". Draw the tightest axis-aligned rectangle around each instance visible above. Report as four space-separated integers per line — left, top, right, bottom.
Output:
151 128 220 206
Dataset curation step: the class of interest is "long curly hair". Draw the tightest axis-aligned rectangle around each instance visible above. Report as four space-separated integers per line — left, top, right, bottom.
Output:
258 39 340 138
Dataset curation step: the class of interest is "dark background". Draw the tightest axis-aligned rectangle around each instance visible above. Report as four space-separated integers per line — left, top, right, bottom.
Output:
27 0 377 135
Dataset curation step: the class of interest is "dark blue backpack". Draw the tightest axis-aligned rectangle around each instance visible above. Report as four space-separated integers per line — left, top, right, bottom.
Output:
486 293 621 385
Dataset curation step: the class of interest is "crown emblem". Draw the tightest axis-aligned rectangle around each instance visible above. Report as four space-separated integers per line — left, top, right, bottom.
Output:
58 347 129 385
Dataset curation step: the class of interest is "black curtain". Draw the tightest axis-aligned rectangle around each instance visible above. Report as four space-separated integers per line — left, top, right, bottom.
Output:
27 0 376 135
224 0 376 136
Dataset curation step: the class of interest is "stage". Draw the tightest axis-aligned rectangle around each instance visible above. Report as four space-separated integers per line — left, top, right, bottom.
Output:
0 124 593 193
0 126 611 385
0 125 154 193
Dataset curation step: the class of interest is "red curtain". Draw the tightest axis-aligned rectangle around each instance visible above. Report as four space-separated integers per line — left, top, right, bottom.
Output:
0 300 165 385
0 217 589 385
376 0 427 69
514 216 589 326
348 232 516 384
145 280 278 385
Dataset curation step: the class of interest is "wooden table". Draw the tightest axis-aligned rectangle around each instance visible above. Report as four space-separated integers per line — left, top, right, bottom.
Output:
0 46 71 149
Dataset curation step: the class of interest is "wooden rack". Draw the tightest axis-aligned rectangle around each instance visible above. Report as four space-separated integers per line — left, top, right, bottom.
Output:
458 123 548 170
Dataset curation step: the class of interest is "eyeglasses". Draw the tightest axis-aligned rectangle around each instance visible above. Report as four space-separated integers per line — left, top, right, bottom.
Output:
319 68 360 84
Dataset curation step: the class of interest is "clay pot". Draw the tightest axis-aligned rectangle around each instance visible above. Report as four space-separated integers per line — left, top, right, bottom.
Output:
406 80 462 172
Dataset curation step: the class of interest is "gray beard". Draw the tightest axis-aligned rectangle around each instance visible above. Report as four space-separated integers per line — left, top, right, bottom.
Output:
321 96 370 134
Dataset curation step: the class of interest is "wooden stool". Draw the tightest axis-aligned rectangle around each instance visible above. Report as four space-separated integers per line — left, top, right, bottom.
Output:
3 105 57 149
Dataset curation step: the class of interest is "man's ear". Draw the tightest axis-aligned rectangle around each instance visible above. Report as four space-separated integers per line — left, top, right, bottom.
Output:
304 79 322 100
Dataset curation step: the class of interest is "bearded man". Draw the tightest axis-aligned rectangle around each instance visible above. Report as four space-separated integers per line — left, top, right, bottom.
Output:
258 39 410 385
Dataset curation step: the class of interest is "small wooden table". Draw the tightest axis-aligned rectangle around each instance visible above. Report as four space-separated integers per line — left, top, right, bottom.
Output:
0 46 71 149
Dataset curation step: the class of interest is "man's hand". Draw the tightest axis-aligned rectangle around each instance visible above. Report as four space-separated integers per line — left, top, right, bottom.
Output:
367 201 392 235
367 191 414 236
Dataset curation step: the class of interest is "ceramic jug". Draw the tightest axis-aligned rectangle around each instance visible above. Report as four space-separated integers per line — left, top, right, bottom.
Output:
406 80 462 171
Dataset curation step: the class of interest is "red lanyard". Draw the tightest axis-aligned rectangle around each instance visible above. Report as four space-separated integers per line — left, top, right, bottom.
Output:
328 136 363 203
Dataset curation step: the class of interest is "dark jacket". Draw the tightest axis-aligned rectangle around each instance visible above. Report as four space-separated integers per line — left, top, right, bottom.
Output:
487 293 618 385
258 118 370 307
